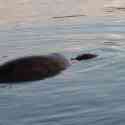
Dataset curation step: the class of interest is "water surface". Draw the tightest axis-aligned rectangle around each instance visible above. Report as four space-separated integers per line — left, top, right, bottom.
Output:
1 0 125 124
0 16 125 125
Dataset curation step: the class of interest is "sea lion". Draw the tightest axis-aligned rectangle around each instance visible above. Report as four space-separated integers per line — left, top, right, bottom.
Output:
0 53 97 83
0 53 70 83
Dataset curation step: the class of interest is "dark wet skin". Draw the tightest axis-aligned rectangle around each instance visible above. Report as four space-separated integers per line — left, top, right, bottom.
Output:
0 53 70 83
71 53 97 61
0 53 97 83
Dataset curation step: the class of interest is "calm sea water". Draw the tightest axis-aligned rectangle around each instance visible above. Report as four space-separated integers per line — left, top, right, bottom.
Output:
0 17 125 125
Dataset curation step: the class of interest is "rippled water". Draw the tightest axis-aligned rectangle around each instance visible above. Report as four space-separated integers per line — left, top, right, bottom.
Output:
0 16 125 125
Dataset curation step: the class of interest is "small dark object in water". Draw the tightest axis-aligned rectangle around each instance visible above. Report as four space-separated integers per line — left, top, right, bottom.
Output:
0 53 70 83
71 53 97 61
